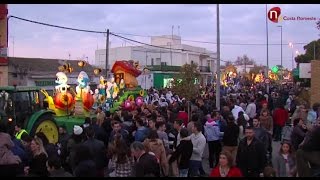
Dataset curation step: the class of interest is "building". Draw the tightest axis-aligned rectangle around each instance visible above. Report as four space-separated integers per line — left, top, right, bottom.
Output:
7 57 102 95
95 35 217 89
0 4 8 86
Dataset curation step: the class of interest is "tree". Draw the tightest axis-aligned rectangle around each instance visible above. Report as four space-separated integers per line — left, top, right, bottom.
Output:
234 55 256 66
295 39 320 64
249 65 266 75
171 63 200 101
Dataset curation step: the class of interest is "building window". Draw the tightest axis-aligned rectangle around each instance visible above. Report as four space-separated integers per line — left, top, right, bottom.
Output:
191 60 194 64
151 58 154 66
207 60 210 67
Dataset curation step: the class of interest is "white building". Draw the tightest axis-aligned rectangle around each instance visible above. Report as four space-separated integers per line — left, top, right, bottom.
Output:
95 35 217 88
95 35 216 71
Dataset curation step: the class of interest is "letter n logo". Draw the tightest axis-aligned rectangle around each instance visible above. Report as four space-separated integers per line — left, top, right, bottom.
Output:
268 7 281 23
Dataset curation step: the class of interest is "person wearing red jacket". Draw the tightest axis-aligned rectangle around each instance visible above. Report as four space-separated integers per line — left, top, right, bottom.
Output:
210 151 242 177
177 106 188 127
272 104 289 142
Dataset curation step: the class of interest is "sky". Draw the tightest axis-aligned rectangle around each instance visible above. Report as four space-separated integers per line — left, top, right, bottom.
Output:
7 4 320 69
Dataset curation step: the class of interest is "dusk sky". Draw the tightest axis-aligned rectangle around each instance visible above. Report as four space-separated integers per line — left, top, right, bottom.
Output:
7 4 320 69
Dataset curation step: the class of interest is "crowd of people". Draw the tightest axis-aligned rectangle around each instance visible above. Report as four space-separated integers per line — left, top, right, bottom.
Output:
0 83 320 177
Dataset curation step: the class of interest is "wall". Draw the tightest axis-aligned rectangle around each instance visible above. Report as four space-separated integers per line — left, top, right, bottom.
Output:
151 35 181 46
0 66 8 86
310 60 320 106
137 73 153 89
95 47 132 69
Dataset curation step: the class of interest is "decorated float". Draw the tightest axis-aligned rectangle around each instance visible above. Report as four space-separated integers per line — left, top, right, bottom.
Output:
221 65 237 87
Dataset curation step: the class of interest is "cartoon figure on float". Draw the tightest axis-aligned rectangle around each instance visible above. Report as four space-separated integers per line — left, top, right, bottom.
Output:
41 72 75 116
97 76 106 105
55 72 70 93
74 71 94 117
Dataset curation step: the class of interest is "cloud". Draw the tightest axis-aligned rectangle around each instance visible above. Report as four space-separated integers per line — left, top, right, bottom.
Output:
7 4 320 69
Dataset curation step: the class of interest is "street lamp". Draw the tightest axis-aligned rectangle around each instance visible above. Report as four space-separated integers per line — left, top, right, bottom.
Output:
289 42 294 69
277 25 283 67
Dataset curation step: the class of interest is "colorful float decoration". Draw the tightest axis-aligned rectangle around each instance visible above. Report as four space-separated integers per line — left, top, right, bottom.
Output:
41 60 146 116
253 73 265 83
221 65 237 87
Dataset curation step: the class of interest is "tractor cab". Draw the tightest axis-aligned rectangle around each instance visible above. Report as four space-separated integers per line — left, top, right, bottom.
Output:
0 86 44 133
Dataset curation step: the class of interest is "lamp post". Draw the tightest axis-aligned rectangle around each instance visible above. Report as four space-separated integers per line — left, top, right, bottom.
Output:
289 42 294 69
216 4 221 110
277 25 283 67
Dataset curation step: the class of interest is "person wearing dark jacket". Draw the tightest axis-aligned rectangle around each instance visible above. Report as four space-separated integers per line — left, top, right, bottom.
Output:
82 126 106 177
169 128 193 177
296 122 320 177
47 155 73 177
0 124 24 177
290 118 308 151
222 115 239 165
252 118 272 164
35 132 58 158
236 126 266 177
130 141 160 177
109 121 129 145
73 144 96 177
25 137 49 177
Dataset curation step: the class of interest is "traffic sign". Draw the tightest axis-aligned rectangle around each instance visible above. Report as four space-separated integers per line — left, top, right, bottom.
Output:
265 78 270 84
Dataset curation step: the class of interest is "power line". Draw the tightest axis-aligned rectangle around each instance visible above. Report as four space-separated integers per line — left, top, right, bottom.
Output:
9 15 107 34
110 31 309 46
10 15 309 46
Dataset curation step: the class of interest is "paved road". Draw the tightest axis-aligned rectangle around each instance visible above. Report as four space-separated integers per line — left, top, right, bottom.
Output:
202 141 281 175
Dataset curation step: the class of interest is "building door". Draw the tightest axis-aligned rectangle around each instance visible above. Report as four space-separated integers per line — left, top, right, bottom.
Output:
114 73 124 84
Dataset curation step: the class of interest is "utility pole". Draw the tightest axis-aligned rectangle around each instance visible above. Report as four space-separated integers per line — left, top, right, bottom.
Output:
170 43 173 66
266 4 269 71
265 4 270 94
105 29 109 78
171 25 174 66
277 25 283 67
145 50 148 66
216 4 221 111
314 41 316 60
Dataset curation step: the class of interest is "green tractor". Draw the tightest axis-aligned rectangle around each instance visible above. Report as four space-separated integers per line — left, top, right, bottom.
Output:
0 86 86 144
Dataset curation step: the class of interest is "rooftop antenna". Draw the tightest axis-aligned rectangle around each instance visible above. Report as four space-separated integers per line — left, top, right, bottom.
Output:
172 25 174 39
178 25 180 37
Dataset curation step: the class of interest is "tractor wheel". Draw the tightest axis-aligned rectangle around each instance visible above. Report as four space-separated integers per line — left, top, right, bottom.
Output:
30 114 59 144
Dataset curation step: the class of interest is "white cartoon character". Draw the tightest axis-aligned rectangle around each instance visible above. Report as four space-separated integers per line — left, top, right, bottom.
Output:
55 72 70 93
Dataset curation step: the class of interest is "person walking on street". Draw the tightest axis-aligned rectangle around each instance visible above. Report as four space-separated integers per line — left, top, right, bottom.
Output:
236 126 267 177
296 121 320 177
290 118 308 151
168 128 193 177
204 114 221 168
82 126 107 177
130 141 160 177
189 122 206 177
222 115 239 166
273 104 289 141
274 142 296 177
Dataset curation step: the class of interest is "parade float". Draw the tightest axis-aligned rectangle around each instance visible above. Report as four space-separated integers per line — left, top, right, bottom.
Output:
221 65 237 87
0 60 146 144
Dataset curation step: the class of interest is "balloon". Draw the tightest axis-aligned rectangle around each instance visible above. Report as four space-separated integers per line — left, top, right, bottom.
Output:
135 97 144 107
124 100 131 109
